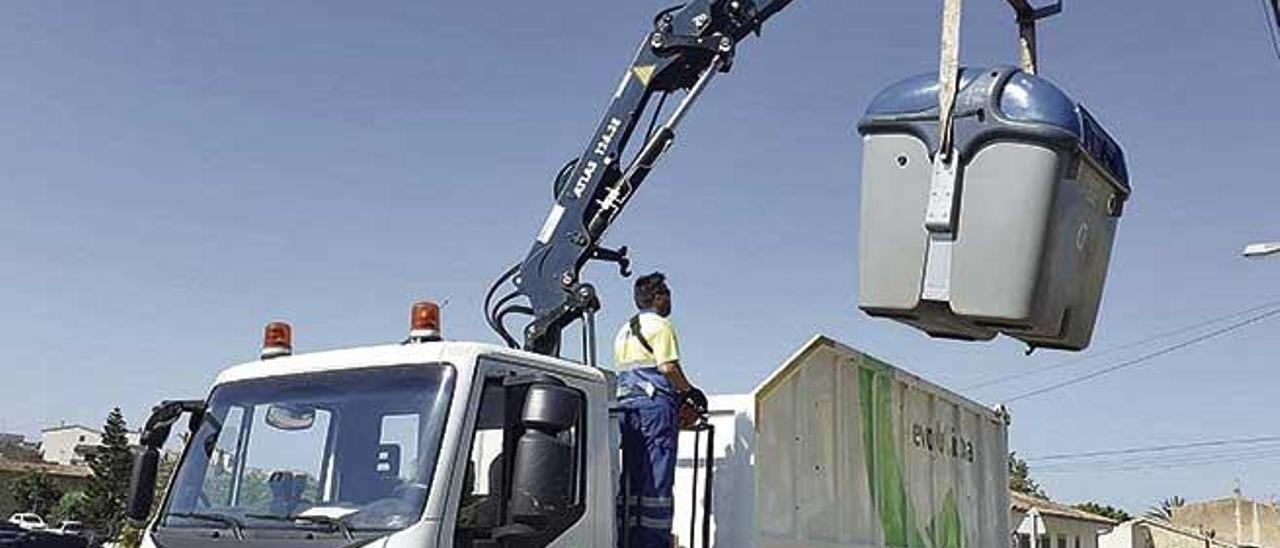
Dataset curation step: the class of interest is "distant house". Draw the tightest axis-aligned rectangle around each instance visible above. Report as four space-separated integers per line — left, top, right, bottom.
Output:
1012 491 1119 548
40 424 141 466
1100 517 1235 548
1171 496 1280 547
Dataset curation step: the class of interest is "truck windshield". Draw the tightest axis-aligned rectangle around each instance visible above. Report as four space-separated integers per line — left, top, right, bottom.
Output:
161 363 455 536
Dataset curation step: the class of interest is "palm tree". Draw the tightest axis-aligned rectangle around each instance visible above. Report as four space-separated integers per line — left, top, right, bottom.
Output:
1145 496 1186 521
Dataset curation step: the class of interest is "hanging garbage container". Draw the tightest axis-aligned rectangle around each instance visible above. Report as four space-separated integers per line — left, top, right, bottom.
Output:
856 65 1130 351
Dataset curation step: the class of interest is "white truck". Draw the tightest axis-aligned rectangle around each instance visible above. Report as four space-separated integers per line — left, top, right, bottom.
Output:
128 322 1009 548
122 0 1111 545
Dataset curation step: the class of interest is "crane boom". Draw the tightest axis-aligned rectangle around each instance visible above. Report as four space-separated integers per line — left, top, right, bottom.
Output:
487 0 794 356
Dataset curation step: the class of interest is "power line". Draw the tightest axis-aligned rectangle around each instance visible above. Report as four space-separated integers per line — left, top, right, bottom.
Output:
1037 448 1280 474
1035 445 1280 473
1034 445 1280 468
1002 306 1280 403
1025 435 1280 463
1005 306 1280 402
962 299 1280 391
1034 444 1280 470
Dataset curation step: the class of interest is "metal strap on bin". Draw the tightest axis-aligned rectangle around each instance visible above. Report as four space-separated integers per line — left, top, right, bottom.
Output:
921 0 964 301
925 0 963 232
922 0 1065 303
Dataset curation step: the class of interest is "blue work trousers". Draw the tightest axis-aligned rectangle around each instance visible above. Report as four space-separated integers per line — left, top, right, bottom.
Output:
616 368 678 548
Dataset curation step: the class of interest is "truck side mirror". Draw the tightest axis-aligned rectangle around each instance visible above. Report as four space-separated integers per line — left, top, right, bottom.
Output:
127 399 206 524
522 384 580 432
127 447 160 522
507 384 581 527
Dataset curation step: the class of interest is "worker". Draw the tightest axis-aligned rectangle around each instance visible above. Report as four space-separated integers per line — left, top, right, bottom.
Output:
613 272 706 548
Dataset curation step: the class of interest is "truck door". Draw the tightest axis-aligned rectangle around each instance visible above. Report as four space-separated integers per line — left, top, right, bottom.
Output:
449 357 592 548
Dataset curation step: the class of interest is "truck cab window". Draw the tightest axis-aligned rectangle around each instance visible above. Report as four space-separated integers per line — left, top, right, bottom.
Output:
454 368 587 548
192 404 333 513
161 364 454 538
199 405 244 506
456 379 508 540
245 407 332 512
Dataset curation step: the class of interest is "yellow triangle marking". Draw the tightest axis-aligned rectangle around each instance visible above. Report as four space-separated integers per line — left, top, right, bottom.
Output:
632 65 656 87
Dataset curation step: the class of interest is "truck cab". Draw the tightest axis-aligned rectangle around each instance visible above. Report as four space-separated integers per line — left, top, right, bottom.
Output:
135 332 618 548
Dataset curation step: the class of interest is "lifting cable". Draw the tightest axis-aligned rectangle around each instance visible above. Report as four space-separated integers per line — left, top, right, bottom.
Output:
936 0 963 164
934 0 1061 165
923 0 1061 297
921 0 966 297
1004 1 1063 74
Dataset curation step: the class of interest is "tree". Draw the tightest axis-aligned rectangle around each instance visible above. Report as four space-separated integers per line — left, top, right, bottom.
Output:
1009 452 1047 498
1145 496 1186 521
13 470 64 516
85 408 134 538
55 491 89 522
1074 501 1132 523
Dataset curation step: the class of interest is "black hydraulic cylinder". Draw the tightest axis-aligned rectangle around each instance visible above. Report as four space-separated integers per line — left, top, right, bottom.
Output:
493 0 797 357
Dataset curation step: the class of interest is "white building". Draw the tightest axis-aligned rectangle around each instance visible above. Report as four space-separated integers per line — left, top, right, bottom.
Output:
40 424 140 466
1012 492 1118 548
1100 518 1236 548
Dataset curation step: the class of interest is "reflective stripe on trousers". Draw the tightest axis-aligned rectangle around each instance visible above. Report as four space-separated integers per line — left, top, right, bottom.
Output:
617 368 677 548
624 515 674 529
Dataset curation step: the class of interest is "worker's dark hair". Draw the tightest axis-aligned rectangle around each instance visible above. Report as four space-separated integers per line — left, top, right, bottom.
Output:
633 272 668 310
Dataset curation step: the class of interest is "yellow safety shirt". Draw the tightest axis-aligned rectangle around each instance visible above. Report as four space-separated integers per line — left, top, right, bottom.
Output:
612 312 680 369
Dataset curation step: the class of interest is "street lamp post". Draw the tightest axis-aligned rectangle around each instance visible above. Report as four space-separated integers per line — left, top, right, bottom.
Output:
1242 241 1280 259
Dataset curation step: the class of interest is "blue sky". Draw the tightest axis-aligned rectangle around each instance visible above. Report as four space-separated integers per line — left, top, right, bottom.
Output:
1 1 1278 512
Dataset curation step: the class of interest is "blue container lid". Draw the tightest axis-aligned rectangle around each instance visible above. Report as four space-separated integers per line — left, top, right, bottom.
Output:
859 66 1129 191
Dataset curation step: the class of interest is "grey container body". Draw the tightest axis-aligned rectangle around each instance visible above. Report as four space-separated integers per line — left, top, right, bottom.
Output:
753 336 1010 548
857 66 1130 351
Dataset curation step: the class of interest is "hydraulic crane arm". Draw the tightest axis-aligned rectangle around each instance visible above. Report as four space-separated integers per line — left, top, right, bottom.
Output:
487 0 794 356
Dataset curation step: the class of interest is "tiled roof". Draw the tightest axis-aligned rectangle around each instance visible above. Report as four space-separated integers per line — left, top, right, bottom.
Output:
1011 491 1120 525
39 424 100 434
